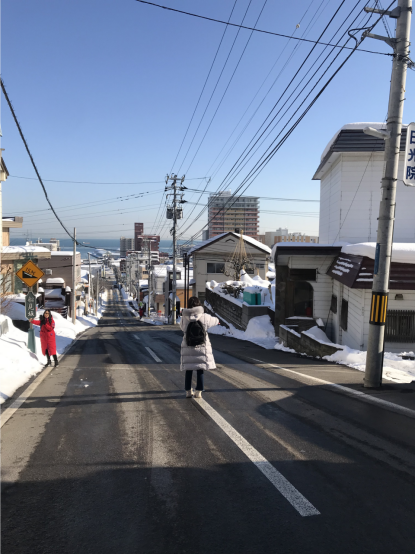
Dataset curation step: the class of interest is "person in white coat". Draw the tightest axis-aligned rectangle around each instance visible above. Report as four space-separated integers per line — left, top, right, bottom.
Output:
180 297 219 398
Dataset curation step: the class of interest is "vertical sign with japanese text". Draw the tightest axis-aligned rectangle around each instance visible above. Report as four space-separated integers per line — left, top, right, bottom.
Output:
403 122 415 186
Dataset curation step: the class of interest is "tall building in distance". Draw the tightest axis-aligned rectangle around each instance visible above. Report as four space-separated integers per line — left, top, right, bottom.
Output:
208 191 259 240
120 237 134 257
134 222 160 252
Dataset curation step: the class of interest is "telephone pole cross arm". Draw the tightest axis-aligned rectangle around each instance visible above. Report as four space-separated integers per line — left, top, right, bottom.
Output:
363 0 413 387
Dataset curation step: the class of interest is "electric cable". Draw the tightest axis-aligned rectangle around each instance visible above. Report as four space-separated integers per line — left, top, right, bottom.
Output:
168 0 239 174
135 0 392 56
175 0 256 174
179 3 392 245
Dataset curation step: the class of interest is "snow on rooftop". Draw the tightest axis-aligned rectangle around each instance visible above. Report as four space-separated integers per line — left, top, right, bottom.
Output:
188 232 271 255
321 122 389 161
271 241 347 259
341 243 415 264
2 245 51 254
50 251 79 256
46 277 65 284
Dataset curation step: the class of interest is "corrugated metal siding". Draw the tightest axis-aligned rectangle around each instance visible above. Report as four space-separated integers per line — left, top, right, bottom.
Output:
332 128 407 153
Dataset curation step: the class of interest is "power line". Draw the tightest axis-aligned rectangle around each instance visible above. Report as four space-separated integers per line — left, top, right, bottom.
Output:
179 3 390 246
136 0 392 56
1 78 76 242
169 0 239 174
176 0 256 174
177 0 358 237
9 175 208 184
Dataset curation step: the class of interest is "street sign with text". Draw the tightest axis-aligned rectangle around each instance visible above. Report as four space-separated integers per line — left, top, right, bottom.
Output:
403 122 415 187
15 260 45 288
25 291 37 319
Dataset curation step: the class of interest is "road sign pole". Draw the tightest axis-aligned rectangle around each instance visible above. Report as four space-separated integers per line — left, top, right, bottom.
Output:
27 286 36 354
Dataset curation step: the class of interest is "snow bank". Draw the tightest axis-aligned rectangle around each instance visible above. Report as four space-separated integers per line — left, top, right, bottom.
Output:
341 242 415 264
207 277 275 309
325 348 415 384
0 298 107 404
208 313 277 349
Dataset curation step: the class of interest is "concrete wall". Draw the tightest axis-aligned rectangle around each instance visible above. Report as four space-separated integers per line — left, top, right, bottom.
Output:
319 152 415 244
38 252 82 288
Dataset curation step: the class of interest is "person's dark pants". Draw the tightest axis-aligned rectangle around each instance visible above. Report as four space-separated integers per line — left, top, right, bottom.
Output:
185 370 204 391
45 349 58 365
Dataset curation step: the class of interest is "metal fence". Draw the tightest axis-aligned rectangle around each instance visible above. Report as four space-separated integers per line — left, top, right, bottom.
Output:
385 310 415 342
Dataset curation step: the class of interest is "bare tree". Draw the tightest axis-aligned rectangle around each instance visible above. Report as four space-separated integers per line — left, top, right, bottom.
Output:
0 265 15 315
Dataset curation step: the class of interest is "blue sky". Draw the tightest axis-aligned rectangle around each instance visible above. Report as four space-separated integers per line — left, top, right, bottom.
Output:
2 0 414 244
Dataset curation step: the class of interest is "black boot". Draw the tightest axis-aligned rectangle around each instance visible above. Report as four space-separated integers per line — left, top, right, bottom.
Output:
53 355 59 367
44 355 51 368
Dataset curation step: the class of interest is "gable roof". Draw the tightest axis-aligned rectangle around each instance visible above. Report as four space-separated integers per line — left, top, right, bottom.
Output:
188 232 271 255
313 123 408 180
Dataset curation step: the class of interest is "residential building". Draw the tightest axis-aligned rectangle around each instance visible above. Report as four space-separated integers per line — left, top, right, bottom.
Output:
134 223 144 250
37 251 82 289
273 122 415 353
207 191 259 240
188 232 271 303
135 234 160 252
264 228 318 247
120 237 134 257
26 238 60 251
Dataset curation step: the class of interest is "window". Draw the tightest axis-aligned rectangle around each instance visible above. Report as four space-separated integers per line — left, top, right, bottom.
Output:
330 295 338 314
341 299 348 331
289 268 317 281
385 310 415 342
207 263 225 274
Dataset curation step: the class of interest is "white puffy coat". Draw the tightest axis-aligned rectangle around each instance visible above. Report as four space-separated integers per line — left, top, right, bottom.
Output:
180 306 219 371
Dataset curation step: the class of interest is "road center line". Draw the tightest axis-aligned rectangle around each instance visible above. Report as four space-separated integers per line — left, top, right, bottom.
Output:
133 334 141 341
195 397 320 517
145 347 162 362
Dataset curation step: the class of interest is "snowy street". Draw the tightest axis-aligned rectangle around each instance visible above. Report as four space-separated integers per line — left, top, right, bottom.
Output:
1 284 414 554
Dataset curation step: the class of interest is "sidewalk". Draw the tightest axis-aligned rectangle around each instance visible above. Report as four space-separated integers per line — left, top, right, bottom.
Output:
208 334 415 413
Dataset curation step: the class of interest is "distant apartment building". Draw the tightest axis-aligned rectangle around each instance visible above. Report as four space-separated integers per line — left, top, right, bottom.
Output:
27 238 61 252
120 237 134 257
135 235 160 252
134 223 144 250
208 191 259 240
264 228 318 247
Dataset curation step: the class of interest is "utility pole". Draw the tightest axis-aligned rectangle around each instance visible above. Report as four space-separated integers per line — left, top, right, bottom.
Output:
72 228 76 325
165 173 185 324
88 252 92 315
96 270 99 315
363 0 413 388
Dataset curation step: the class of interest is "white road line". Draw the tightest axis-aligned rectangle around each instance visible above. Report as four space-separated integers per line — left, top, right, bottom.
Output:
1 365 55 428
267 364 415 419
196 397 320 517
133 334 141 341
145 347 162 362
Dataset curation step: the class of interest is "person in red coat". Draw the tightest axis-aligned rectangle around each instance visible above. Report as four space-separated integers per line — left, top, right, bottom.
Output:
31 309 59 367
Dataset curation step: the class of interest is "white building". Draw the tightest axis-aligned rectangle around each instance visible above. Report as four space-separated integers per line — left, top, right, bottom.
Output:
120 237 134 257
188 232 271 303
273 123 415 353
264 228 318 247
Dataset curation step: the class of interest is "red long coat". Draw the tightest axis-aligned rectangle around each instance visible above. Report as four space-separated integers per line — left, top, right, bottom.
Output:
32 317 57 356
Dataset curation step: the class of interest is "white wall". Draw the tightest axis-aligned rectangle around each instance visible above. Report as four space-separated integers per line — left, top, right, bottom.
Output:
319 152 415 244
288 255 334 325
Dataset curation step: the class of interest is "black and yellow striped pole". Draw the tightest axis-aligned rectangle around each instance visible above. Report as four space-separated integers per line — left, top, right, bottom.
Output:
369 292 388 326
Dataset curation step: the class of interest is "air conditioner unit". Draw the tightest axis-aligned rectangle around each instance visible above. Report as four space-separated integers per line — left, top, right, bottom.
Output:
45 269 53 275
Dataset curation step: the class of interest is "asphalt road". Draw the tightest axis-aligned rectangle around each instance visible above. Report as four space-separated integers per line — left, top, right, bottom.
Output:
2 284 414 554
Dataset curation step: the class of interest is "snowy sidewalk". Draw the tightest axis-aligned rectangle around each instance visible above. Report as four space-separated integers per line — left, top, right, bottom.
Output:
0 294 108 404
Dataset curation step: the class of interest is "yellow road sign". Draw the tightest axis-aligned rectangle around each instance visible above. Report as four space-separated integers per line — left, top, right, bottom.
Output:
15 260 45 288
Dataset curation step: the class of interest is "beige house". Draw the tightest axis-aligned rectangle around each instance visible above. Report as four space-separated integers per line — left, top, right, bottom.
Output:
188 232 271 303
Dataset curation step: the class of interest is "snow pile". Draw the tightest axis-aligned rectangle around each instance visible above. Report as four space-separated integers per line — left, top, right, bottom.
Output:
208 313 277 349
0 301 106 404
341 243 415 264
325 347 415 384
207 275 275 308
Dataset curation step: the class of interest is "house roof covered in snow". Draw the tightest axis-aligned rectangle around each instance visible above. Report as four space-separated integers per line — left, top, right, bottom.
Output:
312 123 408 180
272 242 346 260
188 232 271 255
2 245 52 260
